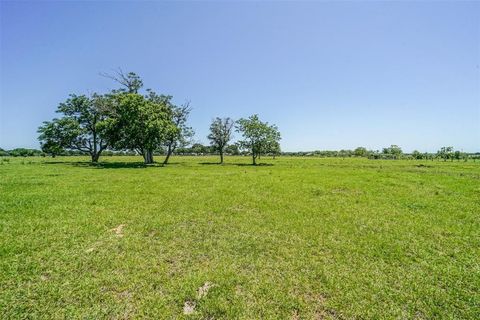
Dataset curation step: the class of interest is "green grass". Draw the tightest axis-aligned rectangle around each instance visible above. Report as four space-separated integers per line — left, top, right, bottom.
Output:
1 156 479 319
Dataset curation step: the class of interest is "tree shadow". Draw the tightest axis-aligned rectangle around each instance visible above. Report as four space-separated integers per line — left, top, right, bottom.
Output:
44 161 161 169
93 162 162 169
199 162 274 167
236 163 274 167
44 160 274 169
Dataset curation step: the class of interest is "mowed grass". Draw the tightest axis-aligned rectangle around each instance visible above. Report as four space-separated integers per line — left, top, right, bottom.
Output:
0 156 479 319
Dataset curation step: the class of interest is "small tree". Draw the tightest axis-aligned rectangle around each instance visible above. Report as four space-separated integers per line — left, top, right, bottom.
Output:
208 117 234 164
0 148 9 157
354 147 368 157
412 150 423 160
453 150 465 161
267 140 281 159
437 146 453 162
38 94 109 162
382 145 403 159
161 99 194 165
338 149 351 159
236 114 281 165
225 144 240 156
38 123 66 157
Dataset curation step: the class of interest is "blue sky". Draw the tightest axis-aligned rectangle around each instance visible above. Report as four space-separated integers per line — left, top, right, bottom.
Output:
1 1 479 152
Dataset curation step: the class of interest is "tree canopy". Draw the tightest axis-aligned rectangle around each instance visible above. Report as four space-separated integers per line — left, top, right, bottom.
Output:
382 145 403 159
38 94 109 162
38 72 196 165
161 99 194 165
236 114 281 165
102 92 176 164
35 72 287 166
208 117 234 164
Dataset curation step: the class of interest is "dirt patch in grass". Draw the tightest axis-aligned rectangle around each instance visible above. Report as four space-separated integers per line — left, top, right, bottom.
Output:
183 300 196 315
110 224 126 237
291 309 300 320
182 282 215 316
197 281 214 299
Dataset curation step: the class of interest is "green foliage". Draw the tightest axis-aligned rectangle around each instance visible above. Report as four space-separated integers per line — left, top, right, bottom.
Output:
37 94 109 162
382 145 403 159
224 144 240 155
412 150 423 159
208 117 234 163
102 93 176 164
353 147 369 157
158 96 194 165
37 118 77 156
38 138 64 157
236 114 281 165
120 72 143 93
191 143 214 154
0 148 10 156
437 146 454 161
4 148 43 157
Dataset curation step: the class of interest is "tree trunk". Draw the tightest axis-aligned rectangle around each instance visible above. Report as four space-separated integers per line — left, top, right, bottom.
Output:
220 151 224 164
163 144 172 165
91 153 100 163
143 149 154 164
93 133 98 162
252 153 256 165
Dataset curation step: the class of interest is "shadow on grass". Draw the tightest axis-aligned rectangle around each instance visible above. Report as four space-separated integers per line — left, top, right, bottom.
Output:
199 162 274 167
44 160 275 169
44 161 162 169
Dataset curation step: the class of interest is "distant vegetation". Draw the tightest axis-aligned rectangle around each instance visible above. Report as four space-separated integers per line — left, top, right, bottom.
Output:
283 145 479 161
2 145 478 162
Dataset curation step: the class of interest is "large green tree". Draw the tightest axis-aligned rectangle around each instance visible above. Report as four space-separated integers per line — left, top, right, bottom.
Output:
208 117 234 164
38 94 109 162
101 72 191 165
236 114 281 165
102 92 176 164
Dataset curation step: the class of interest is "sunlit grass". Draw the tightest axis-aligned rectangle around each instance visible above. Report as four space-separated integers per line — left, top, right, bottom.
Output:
1 156 479 319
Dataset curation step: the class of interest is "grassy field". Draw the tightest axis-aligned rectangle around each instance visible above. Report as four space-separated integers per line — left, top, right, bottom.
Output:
0 156 479 319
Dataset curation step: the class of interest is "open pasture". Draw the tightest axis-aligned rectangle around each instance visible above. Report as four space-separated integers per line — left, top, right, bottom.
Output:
1 156 479 319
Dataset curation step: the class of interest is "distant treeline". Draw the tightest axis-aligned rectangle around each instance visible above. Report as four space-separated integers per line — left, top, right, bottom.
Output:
283 146 480 161
2 145 479 162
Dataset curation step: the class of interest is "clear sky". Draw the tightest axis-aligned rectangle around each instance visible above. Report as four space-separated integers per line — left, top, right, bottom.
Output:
1 1 479 152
